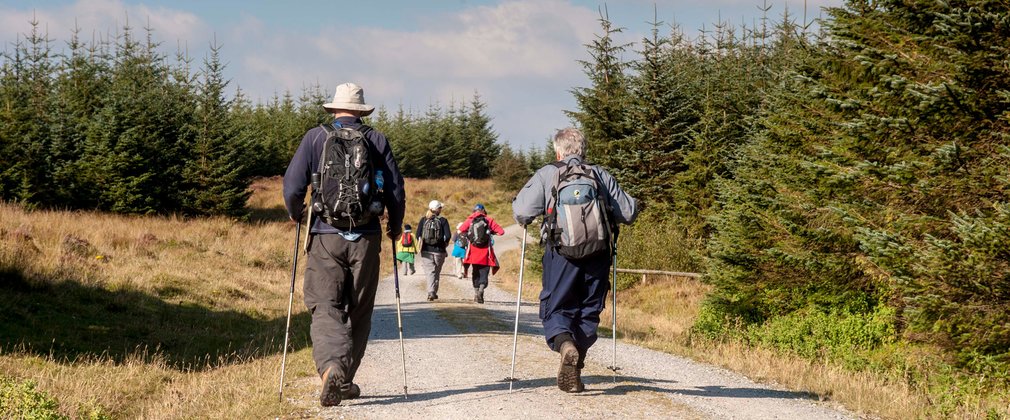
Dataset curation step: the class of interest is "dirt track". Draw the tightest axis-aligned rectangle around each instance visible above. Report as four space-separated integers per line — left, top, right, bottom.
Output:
284 224 855 419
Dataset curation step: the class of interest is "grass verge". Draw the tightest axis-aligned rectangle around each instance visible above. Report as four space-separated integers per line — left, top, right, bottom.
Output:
0 176 507 418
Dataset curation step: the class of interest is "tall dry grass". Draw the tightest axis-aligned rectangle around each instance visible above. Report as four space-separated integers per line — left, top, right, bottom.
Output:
0 176 509 418
1 177 305 418
401 177 514 231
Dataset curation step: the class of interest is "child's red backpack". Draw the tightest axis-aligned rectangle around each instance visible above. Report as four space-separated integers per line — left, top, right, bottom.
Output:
401 233 413 247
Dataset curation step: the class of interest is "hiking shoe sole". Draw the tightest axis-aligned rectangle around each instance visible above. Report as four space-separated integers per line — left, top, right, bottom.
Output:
557 341 579 392
321 367 342 407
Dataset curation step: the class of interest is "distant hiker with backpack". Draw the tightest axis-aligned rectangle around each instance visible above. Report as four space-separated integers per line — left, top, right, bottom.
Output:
511 127 639 393
459 203 505 304
417 200 451 301
396 224 417 275
451 222 468 279
282 82 406 407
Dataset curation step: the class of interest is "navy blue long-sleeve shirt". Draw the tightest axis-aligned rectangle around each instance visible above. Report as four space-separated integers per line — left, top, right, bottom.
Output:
283 116 406 235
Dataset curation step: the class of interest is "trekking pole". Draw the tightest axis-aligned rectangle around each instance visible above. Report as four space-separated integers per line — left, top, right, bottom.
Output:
278 220 302 402
607 231 621 379
391 241 409 398
507 225 529 393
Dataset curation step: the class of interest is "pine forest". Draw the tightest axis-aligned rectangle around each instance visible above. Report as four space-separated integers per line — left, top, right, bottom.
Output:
2 0 1009 416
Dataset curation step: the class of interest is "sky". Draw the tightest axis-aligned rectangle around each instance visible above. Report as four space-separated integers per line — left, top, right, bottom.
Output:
1 0 842 149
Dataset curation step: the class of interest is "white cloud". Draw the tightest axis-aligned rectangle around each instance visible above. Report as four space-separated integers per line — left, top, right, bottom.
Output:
223 0 598 146
1 0 208 53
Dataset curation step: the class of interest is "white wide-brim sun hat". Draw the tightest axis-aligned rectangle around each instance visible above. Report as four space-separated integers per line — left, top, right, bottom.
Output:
323 82 375 116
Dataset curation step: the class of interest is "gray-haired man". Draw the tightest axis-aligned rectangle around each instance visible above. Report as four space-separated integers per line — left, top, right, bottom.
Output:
512 127 639 392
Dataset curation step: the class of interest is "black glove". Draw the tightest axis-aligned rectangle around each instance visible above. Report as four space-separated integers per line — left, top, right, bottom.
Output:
290 207 307 224
635 199 646 212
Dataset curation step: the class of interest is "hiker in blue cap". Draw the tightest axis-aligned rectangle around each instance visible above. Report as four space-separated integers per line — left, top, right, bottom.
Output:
459 203 505 303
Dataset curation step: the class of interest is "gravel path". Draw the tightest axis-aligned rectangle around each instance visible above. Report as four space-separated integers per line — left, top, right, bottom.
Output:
285 225 856 419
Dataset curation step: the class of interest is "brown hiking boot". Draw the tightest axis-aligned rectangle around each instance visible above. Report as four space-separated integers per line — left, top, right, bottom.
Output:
557 341 579 392
320 366 342 407
573 369 585 393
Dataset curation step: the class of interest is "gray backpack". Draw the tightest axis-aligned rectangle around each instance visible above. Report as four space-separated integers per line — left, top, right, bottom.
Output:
468 215 491 247
421 216 444 246
545 160 612 259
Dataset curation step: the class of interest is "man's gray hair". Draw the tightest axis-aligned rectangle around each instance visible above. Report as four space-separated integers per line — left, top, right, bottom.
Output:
553 127 586 158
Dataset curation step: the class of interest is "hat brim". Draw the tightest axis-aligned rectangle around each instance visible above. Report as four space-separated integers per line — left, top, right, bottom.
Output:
323 102 375 116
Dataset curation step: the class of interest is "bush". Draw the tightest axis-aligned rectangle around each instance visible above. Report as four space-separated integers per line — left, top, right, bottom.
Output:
0 376 67 420
743 305 897 368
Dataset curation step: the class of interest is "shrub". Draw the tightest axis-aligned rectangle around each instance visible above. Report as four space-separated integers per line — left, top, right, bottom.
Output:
0 376 67 420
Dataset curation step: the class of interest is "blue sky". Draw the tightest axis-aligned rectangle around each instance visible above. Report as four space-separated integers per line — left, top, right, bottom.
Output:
2 0 841 149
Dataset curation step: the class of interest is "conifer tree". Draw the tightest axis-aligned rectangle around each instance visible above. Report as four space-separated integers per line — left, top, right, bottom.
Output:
462 92 500 178
181 40 249 217
619 17 698 202
0 18 56 206
384 105 423 178
566 9 633 168
492 144 530 192
438 101 469 177
229 87 269 177
75 23 187 213
51 25 111 207
706 0 1010 362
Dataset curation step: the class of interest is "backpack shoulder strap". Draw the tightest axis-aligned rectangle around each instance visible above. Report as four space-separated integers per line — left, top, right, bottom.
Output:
356 124 374 137
549 160 571 203
320 123 338 135
316 125 336 174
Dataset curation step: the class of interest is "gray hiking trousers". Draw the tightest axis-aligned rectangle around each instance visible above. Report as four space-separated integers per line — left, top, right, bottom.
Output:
419 251 446 295
303 232 382 383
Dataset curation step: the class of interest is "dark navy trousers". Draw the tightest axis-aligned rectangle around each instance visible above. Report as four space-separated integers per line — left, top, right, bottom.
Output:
539 247 611 359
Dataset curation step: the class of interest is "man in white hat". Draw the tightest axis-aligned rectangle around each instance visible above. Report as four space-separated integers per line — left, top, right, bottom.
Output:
417 199 451 301
283 82 406 407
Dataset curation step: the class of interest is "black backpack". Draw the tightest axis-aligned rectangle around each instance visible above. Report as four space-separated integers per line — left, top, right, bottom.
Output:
421 217 444 246
545 160 612 259
311 124 382 228
468 215 491 247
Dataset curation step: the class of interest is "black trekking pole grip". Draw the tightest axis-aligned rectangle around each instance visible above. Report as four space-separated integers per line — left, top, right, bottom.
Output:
391 241 408 398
